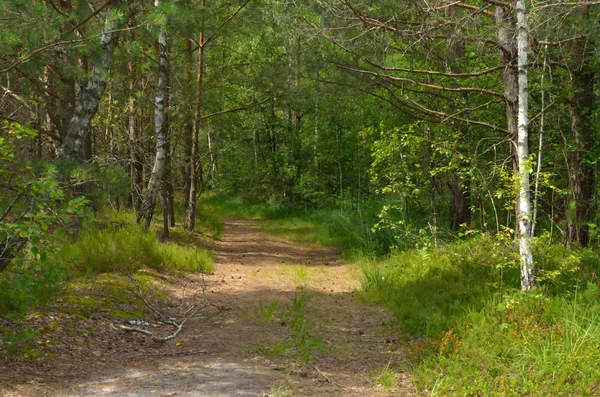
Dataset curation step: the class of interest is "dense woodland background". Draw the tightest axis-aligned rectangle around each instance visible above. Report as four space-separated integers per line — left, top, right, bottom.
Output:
2 0 600 395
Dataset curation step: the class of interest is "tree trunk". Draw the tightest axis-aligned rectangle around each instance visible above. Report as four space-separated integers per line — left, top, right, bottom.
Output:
565 24 595 246
182 23 194 212
137 17 169 229
164 93 175 229
59 23 118 161
127 11 143 212
128 61 143 212
163 53 174 233
495 5 520 222
185 5 206 231
449 176 470 230
516 0 535 291
448 5 471 231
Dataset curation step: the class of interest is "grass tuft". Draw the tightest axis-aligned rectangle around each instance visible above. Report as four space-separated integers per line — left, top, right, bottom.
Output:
60 220 213 275
370 358 397 390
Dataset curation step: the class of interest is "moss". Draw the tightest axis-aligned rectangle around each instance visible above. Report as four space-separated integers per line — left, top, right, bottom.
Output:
59 294 104 318
109 308 143 320
56 269 175 322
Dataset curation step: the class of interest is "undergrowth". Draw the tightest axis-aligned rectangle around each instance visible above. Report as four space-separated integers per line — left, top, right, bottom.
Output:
61 209 213 275
257 291 324 363
0 207 213 358
361 234 600 396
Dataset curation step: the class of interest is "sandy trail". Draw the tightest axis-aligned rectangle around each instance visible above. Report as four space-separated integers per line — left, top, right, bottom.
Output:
1 219 413 396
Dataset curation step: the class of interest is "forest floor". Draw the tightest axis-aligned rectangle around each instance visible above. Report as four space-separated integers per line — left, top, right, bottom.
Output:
1 219 415 396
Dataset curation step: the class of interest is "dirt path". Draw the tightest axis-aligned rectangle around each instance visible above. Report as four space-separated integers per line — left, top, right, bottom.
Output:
2 219 414 396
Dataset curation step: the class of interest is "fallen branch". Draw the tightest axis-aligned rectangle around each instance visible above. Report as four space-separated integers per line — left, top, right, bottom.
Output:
116 303 206 343
117 270 223 342
313 366 349 391
128 275 166 320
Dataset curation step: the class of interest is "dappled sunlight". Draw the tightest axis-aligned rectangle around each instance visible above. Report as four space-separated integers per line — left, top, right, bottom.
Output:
1 218 412 397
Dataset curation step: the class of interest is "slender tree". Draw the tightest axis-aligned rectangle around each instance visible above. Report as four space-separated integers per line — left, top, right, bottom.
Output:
138 0 169 228
516 0 535 291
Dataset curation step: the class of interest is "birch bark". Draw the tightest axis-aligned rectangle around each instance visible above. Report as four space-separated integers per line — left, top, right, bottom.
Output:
138 3 169 228
59 21 118 161
516 0 535 291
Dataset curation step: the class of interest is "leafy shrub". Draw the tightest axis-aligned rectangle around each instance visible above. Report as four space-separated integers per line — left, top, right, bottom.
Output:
0 123 88 317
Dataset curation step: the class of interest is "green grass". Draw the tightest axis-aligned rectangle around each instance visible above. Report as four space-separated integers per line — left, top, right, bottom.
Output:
370 358 397 390
258 298 280 323
361 234 600 396
256 290 324 363
60 219 213 275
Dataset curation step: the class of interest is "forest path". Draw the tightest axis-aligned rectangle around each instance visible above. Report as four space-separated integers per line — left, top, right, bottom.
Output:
2 219 414 396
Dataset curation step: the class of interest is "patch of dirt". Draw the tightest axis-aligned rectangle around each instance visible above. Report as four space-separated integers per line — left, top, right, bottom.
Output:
1 219 415 396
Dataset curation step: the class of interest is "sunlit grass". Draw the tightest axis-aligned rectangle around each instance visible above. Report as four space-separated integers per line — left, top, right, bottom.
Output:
362 235 600 395
60 209 213 275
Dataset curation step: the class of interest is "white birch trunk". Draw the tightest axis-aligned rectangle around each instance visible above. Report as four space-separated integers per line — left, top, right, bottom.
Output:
516 0 535 291
138 4 169 228
59 23 118 161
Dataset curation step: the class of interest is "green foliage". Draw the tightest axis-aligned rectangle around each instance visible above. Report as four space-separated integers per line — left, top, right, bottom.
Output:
362 235 520 337
57 158 131 209
0 123 89 317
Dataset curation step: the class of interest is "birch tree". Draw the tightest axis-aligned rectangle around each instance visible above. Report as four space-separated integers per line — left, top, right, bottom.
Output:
59 17 119 161
137 0 169 228
516 0 535 291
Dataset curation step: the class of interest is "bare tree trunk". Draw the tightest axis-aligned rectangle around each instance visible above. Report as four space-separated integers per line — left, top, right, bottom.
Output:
449 176 470 230
138 13 169 229
163 58 174 233
185 4 206 231
59 21 118 161
182 24 194 212
532 44 548 237
448 5 471 231
516 0 535 291
495 5 520 223
127 11 143 212
335 113 343 202
128 61 143 212
565 18 595 246
207 125 216 182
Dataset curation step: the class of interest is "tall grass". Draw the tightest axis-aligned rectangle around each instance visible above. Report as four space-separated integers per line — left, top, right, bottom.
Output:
61 220 213 275
361 235 600 395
